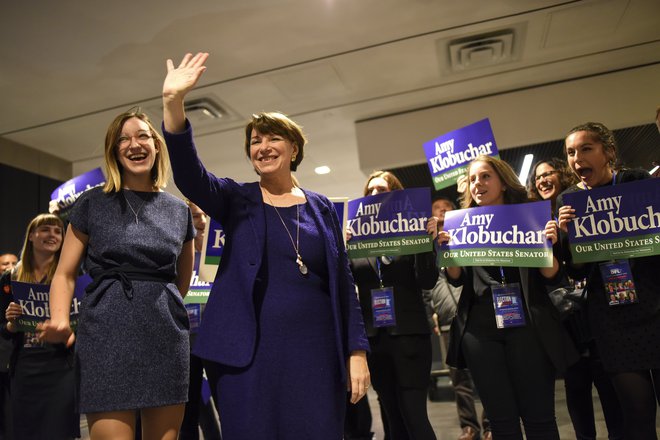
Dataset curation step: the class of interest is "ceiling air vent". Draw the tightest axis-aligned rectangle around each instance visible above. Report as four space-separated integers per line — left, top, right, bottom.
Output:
184 98 225 126
438 25 524 74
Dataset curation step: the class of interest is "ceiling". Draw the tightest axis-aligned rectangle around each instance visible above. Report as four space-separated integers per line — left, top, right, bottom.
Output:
2 0 659 200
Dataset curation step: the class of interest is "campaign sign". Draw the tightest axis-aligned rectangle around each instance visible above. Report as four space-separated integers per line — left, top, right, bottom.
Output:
11 274 89 332
185 253 212 305
346 188 432 258
199 217 224 282
562 178 660 263
423 119 499 190
50 168 105 219
330 197 349 244
439 200 553 267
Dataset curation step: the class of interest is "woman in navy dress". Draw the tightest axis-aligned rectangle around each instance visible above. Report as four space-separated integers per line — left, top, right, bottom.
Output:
40 108 195 440
161 52 370 440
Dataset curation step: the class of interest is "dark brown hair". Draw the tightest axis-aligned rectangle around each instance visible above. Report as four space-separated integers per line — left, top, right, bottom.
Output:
244 112 307 172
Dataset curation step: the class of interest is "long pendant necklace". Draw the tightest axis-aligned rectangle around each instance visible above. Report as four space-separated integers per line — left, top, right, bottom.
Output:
264 191 308 275
123 191 147 225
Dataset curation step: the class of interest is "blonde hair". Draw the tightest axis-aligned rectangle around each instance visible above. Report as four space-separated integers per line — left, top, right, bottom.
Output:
15 214 64 283
460 155 528 208
103 108 171 192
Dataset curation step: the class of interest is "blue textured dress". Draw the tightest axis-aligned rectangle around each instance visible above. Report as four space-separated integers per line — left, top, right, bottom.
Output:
207 202 344 439
69 187 194 413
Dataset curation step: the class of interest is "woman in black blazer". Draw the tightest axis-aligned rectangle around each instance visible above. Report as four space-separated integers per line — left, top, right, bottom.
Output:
438 156 578 440
350 171 439 440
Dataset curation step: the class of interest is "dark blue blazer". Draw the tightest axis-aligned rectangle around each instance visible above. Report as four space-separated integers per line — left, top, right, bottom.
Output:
163 122 369 381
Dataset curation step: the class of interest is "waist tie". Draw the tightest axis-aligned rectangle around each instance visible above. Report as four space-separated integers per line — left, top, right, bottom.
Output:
86 264 175 299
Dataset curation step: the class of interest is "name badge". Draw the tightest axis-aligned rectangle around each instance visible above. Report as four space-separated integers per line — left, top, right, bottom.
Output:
371 287 396 327
186 303 201 333
492 283 526 329
599 260 638 306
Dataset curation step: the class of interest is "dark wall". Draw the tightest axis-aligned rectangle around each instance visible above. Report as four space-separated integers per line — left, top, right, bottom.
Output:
0 163 63 256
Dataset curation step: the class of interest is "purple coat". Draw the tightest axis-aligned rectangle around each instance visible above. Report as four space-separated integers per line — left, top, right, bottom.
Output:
163 121 369 381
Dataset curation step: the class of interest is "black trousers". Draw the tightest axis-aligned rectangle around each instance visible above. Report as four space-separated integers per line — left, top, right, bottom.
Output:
443 330 490 434
609 368 660 440
368 332 436 440
563 342 624 440
462 326 559 440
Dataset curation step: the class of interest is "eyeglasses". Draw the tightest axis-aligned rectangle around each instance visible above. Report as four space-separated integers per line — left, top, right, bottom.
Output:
534 170 559 181
116 132 153 148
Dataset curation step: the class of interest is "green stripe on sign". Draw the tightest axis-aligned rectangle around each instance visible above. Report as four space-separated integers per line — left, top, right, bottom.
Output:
570 233 660 263
438 247 553 268
183 291 210 305
204 256 221 265
347 235 432 259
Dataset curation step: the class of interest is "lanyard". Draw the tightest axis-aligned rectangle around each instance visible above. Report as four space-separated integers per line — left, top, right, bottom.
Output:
375 256 394 288
376 257 384 288
499 266 506 285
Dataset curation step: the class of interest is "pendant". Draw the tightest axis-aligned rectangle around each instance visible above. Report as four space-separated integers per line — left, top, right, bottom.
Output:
296 256 308 275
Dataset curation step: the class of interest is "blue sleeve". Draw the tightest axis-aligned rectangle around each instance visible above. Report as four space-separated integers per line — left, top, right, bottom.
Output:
162 120 231 225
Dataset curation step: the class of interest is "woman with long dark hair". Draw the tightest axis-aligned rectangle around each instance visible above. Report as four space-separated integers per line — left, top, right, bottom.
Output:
557 122 660 440
527 157 624 440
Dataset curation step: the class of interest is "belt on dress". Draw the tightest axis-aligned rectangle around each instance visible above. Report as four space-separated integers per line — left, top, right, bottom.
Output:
86 264 175 299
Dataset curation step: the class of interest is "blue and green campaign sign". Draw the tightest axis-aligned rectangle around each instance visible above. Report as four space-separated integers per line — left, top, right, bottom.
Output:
185 254 212 333
423 118 499 190
346 188 432 258
562 178 660 263
439 201 553 267
199 217 224 282
50 168 106 219
11 274 90 332
184 253 212 305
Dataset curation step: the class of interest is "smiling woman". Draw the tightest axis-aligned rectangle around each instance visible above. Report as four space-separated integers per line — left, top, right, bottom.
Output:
0 213 80 440
556 122 660 440
526 158 576 214
160 52 370 440
39 108 195 440
436 154 578 440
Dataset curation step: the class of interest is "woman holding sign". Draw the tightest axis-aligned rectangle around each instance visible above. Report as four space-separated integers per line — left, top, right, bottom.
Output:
528 157 624 440
39 108 196 440
349 170 439 440
557 122 660 440
159 52 370 440
0 213 79 439
438 155 578 440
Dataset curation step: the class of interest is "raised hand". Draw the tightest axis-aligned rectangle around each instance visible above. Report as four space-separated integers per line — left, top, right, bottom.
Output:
163 52 209 102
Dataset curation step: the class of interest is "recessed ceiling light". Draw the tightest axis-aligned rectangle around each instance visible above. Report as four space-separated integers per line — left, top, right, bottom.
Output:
315 166 331 175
